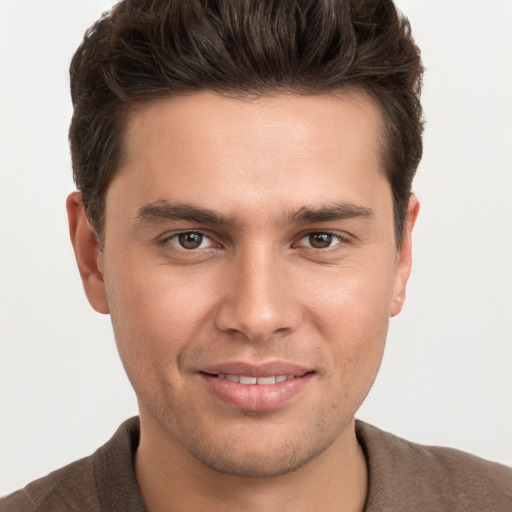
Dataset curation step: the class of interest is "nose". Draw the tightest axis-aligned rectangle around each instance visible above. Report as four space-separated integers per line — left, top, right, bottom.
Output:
215 247 302 342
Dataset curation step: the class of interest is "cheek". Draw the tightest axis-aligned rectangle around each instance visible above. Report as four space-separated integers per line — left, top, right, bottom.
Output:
107 260 212 335
305 259 395 334
103 262 214 385
303 262 393 388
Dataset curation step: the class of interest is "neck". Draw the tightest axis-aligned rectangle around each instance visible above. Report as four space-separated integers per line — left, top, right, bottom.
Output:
135 413 368 512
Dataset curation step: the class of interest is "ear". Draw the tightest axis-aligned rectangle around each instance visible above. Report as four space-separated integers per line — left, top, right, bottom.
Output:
390 195 420 318
66 191 109 314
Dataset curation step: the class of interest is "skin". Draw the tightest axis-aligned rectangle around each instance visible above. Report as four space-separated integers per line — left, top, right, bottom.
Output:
67 91 419 512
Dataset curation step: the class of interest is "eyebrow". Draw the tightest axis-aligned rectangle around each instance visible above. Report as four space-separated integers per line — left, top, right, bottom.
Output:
288 203 374 224
134 200 374 228
135 200 239 227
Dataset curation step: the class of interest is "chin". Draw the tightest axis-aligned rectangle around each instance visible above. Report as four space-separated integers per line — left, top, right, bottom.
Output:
178 421 343 478
193 445 319 478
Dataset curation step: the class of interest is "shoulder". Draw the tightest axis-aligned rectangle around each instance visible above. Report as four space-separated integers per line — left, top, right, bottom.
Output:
356 420 512 512
0 454 98 512
0 417 143 512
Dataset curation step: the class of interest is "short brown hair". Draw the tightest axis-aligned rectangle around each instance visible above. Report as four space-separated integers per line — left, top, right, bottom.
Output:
69 0 424 244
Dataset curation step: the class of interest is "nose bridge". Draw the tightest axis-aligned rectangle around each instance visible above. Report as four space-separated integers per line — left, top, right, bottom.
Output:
215 242 300 341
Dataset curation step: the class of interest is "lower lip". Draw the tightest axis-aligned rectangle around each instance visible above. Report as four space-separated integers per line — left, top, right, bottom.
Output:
200 373 313 411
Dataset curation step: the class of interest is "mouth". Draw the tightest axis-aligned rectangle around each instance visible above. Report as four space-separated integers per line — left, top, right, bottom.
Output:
198 365 315 411
201 373 303 385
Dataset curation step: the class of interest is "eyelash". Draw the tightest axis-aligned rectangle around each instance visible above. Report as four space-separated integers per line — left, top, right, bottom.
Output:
160 230 350 252
163 231 218 251
293 231 348 250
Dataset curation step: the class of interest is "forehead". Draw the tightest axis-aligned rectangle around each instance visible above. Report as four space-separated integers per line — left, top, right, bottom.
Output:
108 91 389 223
124 90 384 164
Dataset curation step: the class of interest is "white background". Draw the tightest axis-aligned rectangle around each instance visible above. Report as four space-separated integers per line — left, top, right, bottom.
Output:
1 0 511 496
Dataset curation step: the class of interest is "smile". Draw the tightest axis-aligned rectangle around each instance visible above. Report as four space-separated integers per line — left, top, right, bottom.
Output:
213 374 296 385
199 368 314 411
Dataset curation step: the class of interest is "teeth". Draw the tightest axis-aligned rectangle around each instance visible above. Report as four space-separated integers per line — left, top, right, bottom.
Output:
239 376 257 384
257 376 276 385
216 374 295 385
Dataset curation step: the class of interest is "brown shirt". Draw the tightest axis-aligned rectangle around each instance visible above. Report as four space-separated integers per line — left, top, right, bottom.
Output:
2 417 511 511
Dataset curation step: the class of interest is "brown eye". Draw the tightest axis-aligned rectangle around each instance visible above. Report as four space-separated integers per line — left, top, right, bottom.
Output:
308 233 335 249
177 232 205 249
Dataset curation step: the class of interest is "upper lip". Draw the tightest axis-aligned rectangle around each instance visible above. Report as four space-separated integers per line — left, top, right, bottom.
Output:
199 361 313 377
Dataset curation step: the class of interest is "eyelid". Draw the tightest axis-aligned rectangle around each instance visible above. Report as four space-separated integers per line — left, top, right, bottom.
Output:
157 228 352 251
293 230 351 249
160 229 219 250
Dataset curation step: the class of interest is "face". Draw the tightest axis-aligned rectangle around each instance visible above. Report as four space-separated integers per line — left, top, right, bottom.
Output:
69 91 417 478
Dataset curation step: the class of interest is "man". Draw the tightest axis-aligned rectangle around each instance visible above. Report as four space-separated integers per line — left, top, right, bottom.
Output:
1 0 511 510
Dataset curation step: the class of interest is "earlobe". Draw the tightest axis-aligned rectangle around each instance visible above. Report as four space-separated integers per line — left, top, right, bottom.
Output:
66 192 110 314
390 196 420 318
